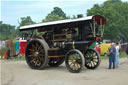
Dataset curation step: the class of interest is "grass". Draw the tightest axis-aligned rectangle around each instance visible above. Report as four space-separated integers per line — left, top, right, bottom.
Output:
119 51 128 58
0 56 25 61
1 51 127 61
101 55 108 59
100 51 128 59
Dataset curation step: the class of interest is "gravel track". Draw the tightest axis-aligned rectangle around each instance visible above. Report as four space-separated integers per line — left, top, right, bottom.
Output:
1 58 128 85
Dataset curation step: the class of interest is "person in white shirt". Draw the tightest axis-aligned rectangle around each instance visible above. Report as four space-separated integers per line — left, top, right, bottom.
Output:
115 42 120 67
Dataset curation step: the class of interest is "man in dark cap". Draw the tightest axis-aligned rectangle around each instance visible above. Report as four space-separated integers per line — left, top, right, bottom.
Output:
109 42 116 69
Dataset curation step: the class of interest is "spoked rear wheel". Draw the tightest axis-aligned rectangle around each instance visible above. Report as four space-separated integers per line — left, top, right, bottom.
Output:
65 49 85 73
48 57 65 66
25 39 49 69
84 49 100 69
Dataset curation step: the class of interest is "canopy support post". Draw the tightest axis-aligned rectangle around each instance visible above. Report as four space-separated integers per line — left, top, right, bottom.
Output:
93 18 96 37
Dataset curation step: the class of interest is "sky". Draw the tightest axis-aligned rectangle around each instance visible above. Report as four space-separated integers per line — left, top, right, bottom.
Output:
1 0 128 27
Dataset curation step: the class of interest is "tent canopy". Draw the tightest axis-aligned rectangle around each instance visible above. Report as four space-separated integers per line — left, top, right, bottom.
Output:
19 15 106 32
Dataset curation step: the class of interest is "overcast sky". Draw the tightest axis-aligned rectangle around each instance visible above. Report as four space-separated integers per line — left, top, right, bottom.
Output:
1 0 128 27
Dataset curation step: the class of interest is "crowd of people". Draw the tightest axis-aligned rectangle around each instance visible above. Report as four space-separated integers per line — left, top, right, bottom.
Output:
107 42 128 69
0 40 6 49
108 42 120 69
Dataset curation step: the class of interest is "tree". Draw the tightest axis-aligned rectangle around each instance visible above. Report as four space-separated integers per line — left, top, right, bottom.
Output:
0 21 16 40
87 0 128 41
51 7 66 18
42 7 67 22
16 16 36 36
18 16 36 27
42 14 65 22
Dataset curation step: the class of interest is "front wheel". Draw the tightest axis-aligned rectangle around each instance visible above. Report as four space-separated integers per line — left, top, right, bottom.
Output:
84 49 100 69
65 49 85 73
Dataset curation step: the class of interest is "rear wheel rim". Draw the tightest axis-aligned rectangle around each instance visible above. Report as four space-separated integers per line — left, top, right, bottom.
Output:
68 53 82 70
65 49 85 73
26 40 45 69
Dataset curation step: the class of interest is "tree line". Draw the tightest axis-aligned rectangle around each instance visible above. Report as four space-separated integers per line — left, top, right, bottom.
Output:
0 0 128 42
87 0 128 42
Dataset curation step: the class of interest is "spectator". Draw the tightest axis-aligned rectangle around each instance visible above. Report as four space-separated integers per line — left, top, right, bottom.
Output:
126 44 128 55
16 49 20 58
7 48 10 59
0 40 2 49
16 35 20 40
108 42 116 69
94 43 101 54
115 42 120 68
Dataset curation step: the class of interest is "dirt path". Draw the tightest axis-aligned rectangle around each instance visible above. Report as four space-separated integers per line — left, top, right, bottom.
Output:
1 58 128 85
0 60 1 85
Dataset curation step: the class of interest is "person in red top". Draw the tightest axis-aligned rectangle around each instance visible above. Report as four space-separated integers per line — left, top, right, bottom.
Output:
94 43 101 54
4 51 8 59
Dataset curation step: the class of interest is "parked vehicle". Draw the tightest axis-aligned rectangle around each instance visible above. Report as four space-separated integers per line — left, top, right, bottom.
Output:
99 43 111 56
19 15 106 73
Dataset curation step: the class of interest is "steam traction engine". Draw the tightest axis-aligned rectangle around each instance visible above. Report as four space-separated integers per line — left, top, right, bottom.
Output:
19 15 106 73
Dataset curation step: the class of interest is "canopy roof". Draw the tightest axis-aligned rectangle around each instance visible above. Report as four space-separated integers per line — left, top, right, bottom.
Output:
19 15 106 31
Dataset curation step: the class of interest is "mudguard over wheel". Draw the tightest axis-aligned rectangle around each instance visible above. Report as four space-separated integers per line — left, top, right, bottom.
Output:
84 49 100 69
65 49 85 73
25 39 49 69
48 57 65 66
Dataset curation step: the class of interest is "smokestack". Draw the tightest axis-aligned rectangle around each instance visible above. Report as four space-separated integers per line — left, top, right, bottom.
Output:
77 14 83 18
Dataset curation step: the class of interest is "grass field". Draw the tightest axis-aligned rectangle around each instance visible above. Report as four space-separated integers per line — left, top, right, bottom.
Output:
0 56 25 61
1 51 127 61
101 51 128 59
